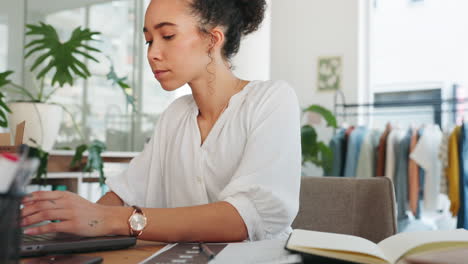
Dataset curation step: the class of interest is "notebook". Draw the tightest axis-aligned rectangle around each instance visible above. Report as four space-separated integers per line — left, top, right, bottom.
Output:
285 229 468 264
403 247 468 264
21 232 136 257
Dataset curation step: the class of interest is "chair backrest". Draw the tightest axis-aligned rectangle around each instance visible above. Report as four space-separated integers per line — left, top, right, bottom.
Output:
292 176 397 243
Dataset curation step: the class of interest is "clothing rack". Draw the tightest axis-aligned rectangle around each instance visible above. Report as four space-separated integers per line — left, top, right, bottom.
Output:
336 98 468 108
333 93 468 122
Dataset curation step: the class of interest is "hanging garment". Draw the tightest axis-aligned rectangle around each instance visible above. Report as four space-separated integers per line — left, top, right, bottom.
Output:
330 128 346 177
415 127 425 219
395 129 412 230
447 126 461 217
343 127 368 177
410 125 443 212
356 129 382 178
376 123 392 177
457 123 468 229
385 128 401 180
439 130 451 197
408 128 420 216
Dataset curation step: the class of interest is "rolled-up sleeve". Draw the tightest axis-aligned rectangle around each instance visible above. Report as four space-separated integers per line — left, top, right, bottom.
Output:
218 83 302 241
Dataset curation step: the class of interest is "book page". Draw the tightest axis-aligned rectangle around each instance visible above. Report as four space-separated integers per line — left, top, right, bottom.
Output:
378 229 468 264
287 229 389 262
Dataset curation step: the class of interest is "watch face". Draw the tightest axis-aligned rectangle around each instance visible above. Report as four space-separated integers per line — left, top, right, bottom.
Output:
129 213 147 231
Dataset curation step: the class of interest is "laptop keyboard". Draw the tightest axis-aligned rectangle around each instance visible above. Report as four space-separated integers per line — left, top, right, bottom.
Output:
23 234 56 242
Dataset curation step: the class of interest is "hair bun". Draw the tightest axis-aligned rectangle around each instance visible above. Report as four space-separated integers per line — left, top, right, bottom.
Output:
235 0 267 35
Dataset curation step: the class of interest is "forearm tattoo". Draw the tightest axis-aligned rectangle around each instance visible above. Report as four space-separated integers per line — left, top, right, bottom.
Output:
88 220 99 228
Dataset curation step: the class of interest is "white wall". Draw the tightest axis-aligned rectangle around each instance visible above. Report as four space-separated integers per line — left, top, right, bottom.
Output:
232 0 272 81
271 0 369 108
270 0 369 175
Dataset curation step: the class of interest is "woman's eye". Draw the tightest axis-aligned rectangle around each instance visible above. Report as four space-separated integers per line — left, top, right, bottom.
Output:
145 40 152 45
163 35 175 40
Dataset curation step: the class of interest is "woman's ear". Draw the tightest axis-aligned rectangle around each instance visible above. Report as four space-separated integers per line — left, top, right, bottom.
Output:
207 26 225 52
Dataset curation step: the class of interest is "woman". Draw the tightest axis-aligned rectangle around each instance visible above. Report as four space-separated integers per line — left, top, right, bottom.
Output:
21 0 301 242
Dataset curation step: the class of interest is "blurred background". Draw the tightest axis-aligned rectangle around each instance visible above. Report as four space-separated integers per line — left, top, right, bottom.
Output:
1 0 467 231
1 0 466 153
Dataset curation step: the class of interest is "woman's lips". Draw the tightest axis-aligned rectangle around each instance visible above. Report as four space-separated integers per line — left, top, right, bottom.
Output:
154 70 169 80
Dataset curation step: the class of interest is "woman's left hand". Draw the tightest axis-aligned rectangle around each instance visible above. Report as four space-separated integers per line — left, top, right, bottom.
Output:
21 191 117 237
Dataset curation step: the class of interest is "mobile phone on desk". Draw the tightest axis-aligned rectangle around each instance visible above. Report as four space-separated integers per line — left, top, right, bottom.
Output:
20 254 103 264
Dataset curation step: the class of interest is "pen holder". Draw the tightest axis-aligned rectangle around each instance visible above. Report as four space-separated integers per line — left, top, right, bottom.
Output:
0 192 24 264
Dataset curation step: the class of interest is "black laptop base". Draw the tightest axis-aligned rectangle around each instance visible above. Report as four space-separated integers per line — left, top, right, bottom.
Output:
21 233 137 257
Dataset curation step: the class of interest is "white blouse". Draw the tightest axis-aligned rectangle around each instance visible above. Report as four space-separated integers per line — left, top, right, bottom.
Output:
105 80 302 241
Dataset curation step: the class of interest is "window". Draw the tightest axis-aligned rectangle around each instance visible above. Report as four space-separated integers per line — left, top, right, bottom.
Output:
25 0 189 152
370 0 468 128
87 1 137 150
372 89 442 129
0 16 7 72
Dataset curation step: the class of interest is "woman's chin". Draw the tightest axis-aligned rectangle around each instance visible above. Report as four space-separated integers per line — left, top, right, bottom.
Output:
160 82 185 92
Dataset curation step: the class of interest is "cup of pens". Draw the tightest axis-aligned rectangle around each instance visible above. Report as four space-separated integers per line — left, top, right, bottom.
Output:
0 146 39 264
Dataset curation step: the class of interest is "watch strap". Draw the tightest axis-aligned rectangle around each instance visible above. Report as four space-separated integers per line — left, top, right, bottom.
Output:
132 205 143 214
129 205 145 237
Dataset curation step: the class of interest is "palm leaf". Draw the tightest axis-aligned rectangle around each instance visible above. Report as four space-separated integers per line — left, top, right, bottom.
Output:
0 71 14 128
0 70 13 87
29 51 53 72
25 22 101 88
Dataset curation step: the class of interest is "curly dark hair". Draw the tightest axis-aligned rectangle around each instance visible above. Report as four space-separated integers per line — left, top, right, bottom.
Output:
189 0 267 61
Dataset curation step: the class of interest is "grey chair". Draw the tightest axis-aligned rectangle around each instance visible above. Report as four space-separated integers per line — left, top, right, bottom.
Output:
292 176 397 243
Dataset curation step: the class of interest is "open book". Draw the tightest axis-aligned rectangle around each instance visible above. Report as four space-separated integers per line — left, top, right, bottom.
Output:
285 229 468 264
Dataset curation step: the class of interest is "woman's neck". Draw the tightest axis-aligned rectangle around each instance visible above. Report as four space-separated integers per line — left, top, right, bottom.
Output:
189 65 248 122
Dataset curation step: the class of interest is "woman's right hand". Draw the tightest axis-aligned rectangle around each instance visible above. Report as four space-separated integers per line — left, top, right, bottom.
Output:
21 190 128 237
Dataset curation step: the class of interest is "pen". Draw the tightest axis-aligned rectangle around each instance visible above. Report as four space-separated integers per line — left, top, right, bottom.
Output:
199 242 215 260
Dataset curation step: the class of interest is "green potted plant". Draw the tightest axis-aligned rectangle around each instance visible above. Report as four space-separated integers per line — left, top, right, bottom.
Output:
0 22 135 185
301 104 338 176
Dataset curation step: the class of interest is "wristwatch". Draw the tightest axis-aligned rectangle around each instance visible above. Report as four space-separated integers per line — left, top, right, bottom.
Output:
128 205 147 237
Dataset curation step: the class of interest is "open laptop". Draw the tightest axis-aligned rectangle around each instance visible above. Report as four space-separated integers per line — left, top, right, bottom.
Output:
21 232 137 257
8 146 137 257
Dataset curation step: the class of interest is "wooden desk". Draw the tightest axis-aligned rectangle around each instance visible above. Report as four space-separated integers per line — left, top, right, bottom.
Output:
22 240 166 264
20 241 446 264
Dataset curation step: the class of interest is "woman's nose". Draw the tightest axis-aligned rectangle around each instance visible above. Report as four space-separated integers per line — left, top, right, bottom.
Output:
148 44 162 61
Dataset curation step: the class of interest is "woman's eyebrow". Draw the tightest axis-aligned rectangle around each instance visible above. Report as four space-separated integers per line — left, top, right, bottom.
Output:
143 22 177 32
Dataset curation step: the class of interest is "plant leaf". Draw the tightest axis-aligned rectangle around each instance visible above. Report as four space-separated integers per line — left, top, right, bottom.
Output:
85 140 106 186
301 125 318 164
106 65 136 112
317 142 333 175
304 105 338 128
70 144 88 168
27 144 49 182
0 71 14 128
0 70 13 87
24 22 101 88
